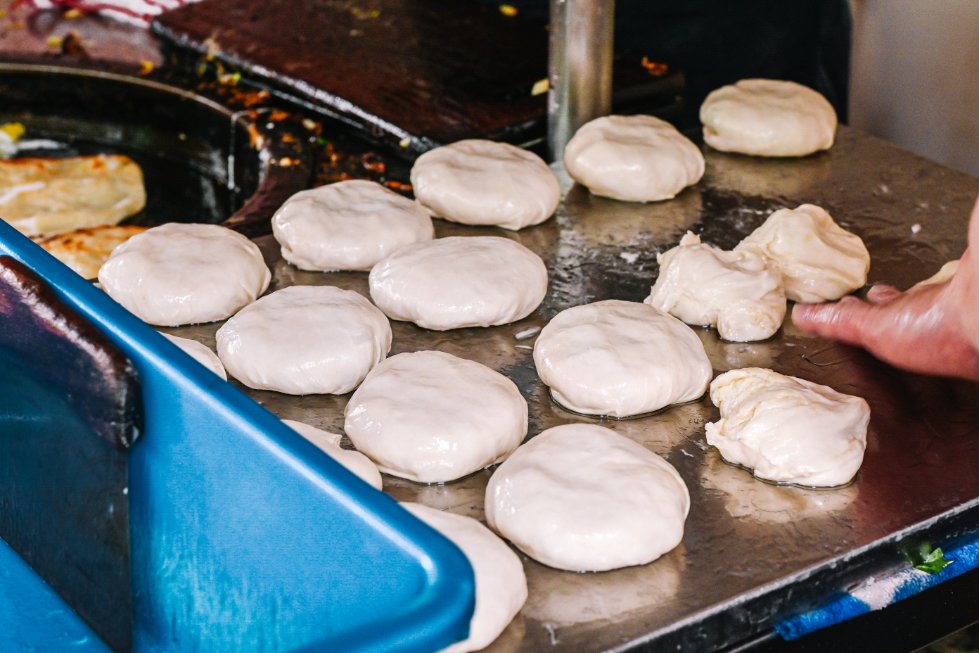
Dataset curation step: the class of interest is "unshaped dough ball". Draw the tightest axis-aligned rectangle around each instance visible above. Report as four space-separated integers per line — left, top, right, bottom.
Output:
282 419 382 490
563 114 705 202
161 333 227 380
271 179 434 272
402 503 527 653
345 351 527 483
410 139 560 231
645 232 786 342
216 285 391 395
705 367 870 487
735 204 870 302
369 236 548 330
485 423 690 572
98 223 270 326
700 79 837 157
533 300 712 417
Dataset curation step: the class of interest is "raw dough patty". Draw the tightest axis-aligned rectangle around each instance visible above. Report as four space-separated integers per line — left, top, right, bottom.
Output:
282 419 382 490
645 232 786 342
345 351 527 483
533 300 712 417
735 204 870 302
705 368 870 487
700 79 837 157
485 423 690 572
161 333 227 380
98 223 271 326
216 285 391 395
402 503 527 653
410 139 560 230
271 179 433 271
369 236 547 330
563 115 705 202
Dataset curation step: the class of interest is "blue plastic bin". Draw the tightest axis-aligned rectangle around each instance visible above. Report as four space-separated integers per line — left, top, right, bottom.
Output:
0 221 475 652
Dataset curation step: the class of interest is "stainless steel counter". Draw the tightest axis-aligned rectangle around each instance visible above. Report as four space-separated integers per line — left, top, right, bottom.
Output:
166 126 979 652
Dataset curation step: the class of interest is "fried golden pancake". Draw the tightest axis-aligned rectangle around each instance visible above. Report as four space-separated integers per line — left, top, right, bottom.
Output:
0 154 146 237
37 225 149 280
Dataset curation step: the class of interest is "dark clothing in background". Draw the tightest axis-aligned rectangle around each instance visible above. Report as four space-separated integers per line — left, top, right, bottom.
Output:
480 0 852 125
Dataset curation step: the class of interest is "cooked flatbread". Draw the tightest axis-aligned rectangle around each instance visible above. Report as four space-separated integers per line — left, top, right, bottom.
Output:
0 154 146 237
37 225 148 280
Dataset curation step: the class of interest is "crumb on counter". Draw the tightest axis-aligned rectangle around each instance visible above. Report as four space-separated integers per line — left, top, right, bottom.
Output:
911 223 922 235
619 251 639 264
514 326 541 340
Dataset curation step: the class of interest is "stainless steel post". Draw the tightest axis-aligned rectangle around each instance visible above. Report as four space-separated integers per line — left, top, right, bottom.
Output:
547 0 614 163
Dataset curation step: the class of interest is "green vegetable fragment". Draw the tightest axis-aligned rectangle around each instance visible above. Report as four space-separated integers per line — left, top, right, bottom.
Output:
904 541 953 574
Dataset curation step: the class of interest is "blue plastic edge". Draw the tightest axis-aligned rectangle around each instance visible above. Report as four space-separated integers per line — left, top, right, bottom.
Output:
0 220 475 652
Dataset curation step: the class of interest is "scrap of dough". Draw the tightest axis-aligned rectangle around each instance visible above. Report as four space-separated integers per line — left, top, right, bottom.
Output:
282 419 382 490
705 367 870 487
216 285 391 395
485 423 690 572
563 115 705 202
646 231 786 342
369 236 548 330
161 333 227 380
345 351 527 483
735 204 870 303
0 154 146 237
271 179 434 271
402 503 527 653
700 79 837 157
410 139 560 230
533 299 712 417
37 224 148 280
98 223 271 326
910 259 959 290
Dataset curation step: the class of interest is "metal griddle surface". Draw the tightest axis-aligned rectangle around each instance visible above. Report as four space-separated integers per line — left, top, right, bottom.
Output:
165 127 979 652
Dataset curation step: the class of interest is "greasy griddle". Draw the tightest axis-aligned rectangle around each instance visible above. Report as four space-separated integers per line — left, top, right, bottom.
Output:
152 0 683 156
165 128 979 652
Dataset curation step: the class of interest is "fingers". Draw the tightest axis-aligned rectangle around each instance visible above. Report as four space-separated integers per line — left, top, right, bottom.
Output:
791 297 874 348
866 284 903 305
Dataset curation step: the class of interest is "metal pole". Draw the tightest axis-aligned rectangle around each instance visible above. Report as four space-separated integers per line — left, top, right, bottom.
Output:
547 0 614 163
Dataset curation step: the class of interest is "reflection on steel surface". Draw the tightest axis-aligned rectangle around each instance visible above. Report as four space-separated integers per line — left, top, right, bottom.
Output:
166 127 979 652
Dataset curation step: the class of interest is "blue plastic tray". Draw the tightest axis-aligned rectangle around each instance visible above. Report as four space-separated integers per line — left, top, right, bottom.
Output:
0 221 474 652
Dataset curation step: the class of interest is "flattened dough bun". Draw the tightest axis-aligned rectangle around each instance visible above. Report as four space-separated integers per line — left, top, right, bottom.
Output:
345 351 527 483
735 204 870 302
369 236 547 330
402 503 527 653
216 285 391 395
485 423 690 572
37 224 147 280
98 223 271 327
282 419 383 490
0 154 145 237
161 333 227 380
645 232 786 342
533 300 712 417
705 368 870 487
271 179 433 271
700 79 837 157
410 139 560 230
563 115 705 202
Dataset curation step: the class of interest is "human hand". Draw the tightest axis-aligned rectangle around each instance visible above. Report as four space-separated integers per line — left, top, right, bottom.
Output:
791 195 979 381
